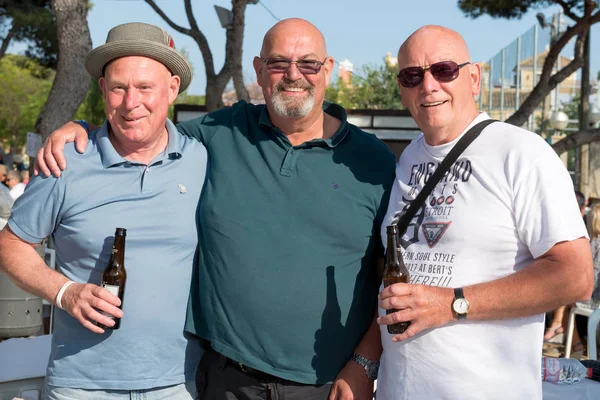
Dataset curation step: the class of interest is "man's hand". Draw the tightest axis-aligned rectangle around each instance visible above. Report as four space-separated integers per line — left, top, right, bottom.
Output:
60 282 123 334
377 283 454 342
35 121 91 177
329 360 374 400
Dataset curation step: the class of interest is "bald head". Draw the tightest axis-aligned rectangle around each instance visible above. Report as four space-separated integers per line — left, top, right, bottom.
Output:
395 25 480 145
260 18 327 58
398 25 470 68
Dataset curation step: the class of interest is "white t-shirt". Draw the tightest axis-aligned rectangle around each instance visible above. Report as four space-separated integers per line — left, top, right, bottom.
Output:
9 182 25 200
377 113 588 400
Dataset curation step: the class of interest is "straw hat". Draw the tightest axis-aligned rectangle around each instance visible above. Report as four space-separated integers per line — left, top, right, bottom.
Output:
85 22 192 93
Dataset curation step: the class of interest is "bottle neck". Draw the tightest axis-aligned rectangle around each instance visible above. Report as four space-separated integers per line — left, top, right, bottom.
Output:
111 235 126 267
386 229 400 264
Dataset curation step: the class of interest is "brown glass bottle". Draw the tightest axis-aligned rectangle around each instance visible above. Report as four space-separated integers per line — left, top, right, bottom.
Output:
384 225 411 334
98 228 127 330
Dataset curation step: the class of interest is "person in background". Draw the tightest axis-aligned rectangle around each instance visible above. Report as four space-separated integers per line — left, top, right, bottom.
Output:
586 205 600 305
12 154 27 172
5 170 25 200
20 170 29 185
543 190 588 353
0 165 8 192
376 25 592 400
0 189 14 228
0 22 206 399
568 204 600 358
34 18 396 400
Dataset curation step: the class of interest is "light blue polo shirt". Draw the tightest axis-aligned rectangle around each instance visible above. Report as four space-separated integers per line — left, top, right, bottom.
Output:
8 119 207 390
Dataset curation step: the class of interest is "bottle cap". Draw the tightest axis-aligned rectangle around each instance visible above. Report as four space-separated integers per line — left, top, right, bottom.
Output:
386 225 398 234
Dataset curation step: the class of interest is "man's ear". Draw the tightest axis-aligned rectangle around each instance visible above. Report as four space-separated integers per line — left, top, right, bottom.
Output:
253 56 264 88
323 57 335 87
168 75 181 104
469 63 481 96
98 77 106 97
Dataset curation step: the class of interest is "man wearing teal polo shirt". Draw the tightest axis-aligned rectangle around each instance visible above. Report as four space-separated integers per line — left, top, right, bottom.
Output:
36 18 396 400
0 23 206 399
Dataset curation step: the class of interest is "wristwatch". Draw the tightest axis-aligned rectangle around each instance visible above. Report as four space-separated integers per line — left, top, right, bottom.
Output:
451 287 469 320
350 353 380 380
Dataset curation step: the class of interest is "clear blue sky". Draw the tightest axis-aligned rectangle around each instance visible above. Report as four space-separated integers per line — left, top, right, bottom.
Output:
14 0 600 96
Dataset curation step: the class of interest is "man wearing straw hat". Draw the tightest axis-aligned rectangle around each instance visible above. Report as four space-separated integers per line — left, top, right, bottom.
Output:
0 22 206 399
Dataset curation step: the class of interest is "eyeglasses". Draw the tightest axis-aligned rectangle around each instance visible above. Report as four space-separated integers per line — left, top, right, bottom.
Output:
259 57 328 75
397 61 471 88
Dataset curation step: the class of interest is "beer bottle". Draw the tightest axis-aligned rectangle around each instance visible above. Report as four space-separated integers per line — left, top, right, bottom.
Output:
384 225 411 334
99 228 127 330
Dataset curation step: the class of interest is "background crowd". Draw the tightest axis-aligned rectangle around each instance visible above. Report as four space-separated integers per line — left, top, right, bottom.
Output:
0 155 29 228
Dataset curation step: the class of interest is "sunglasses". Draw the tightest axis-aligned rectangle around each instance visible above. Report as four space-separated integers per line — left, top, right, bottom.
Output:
259 57 328 75
397 61 471 88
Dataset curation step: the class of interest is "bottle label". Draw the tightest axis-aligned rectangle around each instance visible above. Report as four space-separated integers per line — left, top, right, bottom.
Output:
101 283 119 297
542 357 561 383
99 283 119 321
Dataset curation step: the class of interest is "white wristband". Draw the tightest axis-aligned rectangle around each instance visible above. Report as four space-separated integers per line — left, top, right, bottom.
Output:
55 281 76 310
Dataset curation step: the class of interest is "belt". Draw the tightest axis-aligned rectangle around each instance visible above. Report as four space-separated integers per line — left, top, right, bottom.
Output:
218 352 280 381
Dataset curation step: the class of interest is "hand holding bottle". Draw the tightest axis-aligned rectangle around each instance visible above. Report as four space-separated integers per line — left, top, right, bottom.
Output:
56 281 123 334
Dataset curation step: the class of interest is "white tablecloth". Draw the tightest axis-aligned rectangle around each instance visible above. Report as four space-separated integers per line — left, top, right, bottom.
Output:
543 379 600 400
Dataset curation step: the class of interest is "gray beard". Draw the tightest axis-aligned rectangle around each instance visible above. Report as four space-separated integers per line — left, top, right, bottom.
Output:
271 90 315 118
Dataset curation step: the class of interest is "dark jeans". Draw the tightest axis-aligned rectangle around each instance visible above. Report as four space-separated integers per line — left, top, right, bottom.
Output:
196 347 332 400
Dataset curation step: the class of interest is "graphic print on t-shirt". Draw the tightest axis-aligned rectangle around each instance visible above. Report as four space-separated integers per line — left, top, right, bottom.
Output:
422 222 451 248
392 158 473 288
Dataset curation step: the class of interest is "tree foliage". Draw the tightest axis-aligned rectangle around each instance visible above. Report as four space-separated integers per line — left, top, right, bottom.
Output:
0 54 53 159
74 79 105 124
0 0 58 68
326 60 402 110
145 0 253 111
459 0 553 19
458 0 600 154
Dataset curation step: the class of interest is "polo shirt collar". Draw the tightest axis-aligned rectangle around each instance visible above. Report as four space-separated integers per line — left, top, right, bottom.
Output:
258 101 349 148
98 118 183 168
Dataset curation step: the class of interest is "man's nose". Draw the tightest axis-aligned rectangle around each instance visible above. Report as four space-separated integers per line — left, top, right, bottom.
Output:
284 62 304 81
123 88 141 109
421 70 440 92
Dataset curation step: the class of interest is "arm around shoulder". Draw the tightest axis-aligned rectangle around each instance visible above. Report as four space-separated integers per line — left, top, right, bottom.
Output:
35 120 95 177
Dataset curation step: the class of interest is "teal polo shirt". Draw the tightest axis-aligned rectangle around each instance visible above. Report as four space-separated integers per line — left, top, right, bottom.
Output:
180 101 396 384
8 120 207 389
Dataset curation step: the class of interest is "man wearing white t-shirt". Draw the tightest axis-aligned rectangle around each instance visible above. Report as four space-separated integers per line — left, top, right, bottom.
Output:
5 170 25 199
376 25 593 400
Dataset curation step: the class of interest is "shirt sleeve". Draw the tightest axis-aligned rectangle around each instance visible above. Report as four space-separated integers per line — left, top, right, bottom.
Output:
8 174 66 244
177 111 222 145
513 141 588 258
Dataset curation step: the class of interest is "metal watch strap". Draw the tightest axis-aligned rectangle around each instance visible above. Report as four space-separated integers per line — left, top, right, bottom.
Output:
350 353 380 380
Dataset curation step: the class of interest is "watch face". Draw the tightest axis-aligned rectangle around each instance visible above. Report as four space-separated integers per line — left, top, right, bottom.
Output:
366 364 378 379
453 298 469 314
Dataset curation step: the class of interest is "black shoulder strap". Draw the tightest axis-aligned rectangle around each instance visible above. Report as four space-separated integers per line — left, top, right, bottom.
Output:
395 119 497 236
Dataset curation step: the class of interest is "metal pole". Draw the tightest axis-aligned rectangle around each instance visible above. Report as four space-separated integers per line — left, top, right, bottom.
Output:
530 24 539 131
488 58 493 115
576 29 591 191
554 12 560 112
500 48 505 121
516 36 521 110
478 65 484 110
